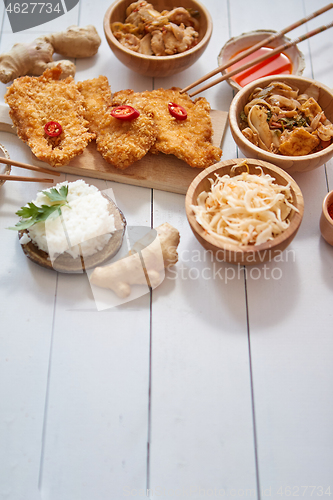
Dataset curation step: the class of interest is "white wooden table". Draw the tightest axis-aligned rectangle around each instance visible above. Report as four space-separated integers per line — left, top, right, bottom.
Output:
0 1 332 499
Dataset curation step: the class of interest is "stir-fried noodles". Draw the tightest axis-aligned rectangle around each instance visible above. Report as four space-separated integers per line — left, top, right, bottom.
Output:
240 81 333 156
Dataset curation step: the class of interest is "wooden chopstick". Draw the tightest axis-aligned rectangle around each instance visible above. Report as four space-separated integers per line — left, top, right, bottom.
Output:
181 2 333 96
0 156 60 176
187 20 333 97
0 174 54 183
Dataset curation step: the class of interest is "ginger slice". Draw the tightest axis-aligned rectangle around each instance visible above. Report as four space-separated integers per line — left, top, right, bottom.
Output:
90 223 180 298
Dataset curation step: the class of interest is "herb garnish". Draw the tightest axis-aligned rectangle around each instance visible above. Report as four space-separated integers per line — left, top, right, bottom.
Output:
9 185 69 231
240 111 248 126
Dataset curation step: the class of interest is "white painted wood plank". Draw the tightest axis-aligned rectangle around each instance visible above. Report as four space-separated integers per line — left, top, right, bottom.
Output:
233 0 333 494
39 178 153 499
149 2 257 490
247 166 333 492
149 188 257 498
303 0 333 86
0 132 62 500
326 158 333 192
0 0 154 495
1 0 333 498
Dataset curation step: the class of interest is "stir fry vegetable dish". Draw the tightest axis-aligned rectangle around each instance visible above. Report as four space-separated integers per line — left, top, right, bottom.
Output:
240 81 333 156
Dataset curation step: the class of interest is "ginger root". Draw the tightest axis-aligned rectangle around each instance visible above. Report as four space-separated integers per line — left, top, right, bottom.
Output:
90 223 180 298
0 25 101 84
44 25 102 58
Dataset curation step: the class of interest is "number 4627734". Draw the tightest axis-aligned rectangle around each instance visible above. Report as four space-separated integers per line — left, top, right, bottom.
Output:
6 3 61 14
277 486 331 496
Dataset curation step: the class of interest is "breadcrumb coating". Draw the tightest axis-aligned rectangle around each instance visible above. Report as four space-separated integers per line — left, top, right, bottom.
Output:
77 76 157 170
4 67 94 167
112 87 222 168
5 68 222 170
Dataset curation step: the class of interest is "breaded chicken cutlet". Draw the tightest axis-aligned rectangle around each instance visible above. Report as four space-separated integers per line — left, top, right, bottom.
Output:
112 87 222 169
4 67 94 167
77 76 157 170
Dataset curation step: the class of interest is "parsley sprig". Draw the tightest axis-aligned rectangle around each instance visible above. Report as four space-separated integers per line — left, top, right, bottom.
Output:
9 185 69 231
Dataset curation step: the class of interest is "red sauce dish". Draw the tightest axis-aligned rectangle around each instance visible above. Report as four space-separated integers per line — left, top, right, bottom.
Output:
226 46 293 87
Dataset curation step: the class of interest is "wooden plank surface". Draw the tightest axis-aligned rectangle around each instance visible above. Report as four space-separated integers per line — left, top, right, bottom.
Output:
1 0 333 499
148 2 259 494
0 134 63 500
149 189 257 497
231 0 333 495
39 178 153 500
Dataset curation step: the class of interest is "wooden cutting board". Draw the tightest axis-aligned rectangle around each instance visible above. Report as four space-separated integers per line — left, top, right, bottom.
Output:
0 104 228 195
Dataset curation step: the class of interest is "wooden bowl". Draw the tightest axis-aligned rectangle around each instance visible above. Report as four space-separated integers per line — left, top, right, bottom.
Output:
217 30 305 92
185 159 304 265
319 190 333 246
103 0 213 77
229 75 333 175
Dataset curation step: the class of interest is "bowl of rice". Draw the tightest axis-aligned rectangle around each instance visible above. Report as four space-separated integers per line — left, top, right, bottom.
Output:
185 158 304 265
16 179 126 273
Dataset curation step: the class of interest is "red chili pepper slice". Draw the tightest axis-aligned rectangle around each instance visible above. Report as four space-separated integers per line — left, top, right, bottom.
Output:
168 102 187 120
110 105 140 121
44 121 62 137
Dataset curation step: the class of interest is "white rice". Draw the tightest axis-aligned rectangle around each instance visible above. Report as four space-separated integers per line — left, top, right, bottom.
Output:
25 180 116 259
19 232 31 245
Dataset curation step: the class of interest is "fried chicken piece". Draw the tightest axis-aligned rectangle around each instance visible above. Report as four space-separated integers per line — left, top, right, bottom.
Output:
163 7 199 28
77 76 157 170
113 32 140 52
4 67 94 167
151 23 198 55
112 87 222 168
